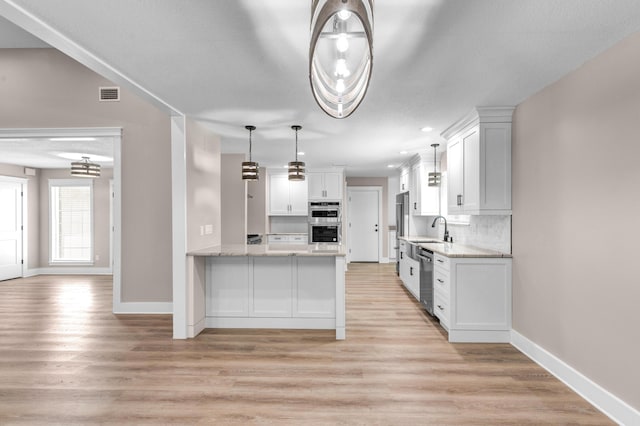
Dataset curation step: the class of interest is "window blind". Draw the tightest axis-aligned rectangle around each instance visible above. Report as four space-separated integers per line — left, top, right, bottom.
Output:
50 181 93 263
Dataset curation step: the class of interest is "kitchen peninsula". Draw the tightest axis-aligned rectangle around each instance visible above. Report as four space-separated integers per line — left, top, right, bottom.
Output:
185 244 346 339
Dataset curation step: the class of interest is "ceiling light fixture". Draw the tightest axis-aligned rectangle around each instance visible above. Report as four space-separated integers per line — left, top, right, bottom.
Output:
288 125 305 181
309 0 374 119
428 143 441 187
421 126 434 133
70 156 100 178
241 125 259 181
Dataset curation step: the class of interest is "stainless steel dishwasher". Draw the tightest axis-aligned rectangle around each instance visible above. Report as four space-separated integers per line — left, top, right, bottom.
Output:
417 247 434 315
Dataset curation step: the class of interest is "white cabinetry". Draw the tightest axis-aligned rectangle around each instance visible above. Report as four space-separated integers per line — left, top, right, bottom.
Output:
399 168 409 192
267 234 308 244
411 162 439 216
398 240 420 301
307 171 343 200
268 172 308 215
443 107 513 215
432 253 512 343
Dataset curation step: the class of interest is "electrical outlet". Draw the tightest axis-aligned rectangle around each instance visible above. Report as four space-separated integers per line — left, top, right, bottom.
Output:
200 225 205 236
205 224 213 235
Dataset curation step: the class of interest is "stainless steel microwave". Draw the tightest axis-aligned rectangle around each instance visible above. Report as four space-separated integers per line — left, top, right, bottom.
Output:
308 201 341 223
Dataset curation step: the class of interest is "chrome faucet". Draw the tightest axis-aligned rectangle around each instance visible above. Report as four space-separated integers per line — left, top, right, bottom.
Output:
431 215 450 242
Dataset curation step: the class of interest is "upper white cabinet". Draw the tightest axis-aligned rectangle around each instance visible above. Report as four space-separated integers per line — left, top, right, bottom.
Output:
308 171 343 200
268 172 308 215
442 107 514 215
399 168 409 192
411 161 440 216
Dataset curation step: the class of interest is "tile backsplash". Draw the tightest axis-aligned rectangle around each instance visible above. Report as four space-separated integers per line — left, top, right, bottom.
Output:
415 215 512 254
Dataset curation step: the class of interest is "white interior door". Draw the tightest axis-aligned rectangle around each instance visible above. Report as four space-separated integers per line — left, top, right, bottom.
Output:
0 179 23 281
348 189 380 262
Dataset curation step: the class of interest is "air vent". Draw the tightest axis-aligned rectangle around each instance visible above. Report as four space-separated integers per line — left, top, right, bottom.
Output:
99 86 120 102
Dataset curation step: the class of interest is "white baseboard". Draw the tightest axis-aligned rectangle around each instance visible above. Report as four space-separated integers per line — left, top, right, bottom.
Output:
205 317 336 330
113 302 172 314
380 257 390 264
511 329 639 426
35 267 113 275
24 269 39 278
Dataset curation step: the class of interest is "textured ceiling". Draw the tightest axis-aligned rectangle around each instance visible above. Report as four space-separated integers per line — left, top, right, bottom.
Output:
2 1 640 176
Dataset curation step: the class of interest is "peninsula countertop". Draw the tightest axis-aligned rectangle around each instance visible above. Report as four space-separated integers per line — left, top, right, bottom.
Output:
188 243 346 257
399 236 512 258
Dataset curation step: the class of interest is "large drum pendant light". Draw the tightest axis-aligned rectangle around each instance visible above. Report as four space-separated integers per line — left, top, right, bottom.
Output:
70 156 100 177
288 125 305 181
309 0 374 119
242 125 259 181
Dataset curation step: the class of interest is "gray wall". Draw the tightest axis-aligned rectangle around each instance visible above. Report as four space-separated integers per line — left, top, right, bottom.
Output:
186 117 221 251
0 49 172 303
512 31 640 409
221 154 246 244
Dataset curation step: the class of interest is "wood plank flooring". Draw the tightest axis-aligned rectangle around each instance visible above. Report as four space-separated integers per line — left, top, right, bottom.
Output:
0 265 612 425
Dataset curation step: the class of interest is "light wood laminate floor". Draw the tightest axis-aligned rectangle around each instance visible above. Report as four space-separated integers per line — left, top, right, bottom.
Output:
0 264 611 425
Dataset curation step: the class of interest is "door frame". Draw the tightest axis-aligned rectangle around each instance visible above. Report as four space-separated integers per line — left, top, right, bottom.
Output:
346 186 383 264
0 127 121 309
0 175 28 278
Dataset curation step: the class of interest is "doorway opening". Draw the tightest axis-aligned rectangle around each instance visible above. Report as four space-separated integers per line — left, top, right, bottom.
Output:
0 127 121 311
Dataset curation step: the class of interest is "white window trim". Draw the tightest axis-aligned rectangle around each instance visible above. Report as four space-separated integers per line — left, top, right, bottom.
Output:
49 178 94 266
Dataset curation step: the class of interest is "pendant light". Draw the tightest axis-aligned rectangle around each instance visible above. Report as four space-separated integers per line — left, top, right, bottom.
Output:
427 143 441 187
70 156 100 177
241 125 259 181
309 0 374 119
288 125 305 181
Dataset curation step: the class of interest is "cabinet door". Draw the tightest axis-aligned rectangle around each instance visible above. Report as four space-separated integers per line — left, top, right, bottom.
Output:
407 258 420 301
447 137 464 214
206 257 250 317
289 179 309 215
410 164 421 215
307 172 325 199
294 257 336 317
400 170 409 192
251 257 292 317
462 128 480 212
269 173 291 215
323 172 343 199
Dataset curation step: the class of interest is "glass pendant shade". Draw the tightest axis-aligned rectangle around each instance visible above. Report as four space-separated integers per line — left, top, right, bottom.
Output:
242 125 259 181
70 156 100 177
289 125 305 181
309 0 373 119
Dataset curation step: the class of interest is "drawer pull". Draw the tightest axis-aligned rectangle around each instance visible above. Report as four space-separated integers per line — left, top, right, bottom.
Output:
437 279 444 283
410 267 413 276
437 305 444 311
437 259 444 263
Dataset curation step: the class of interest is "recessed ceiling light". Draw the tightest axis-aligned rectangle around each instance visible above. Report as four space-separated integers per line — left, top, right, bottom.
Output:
399 150 408 154
387 164 395 168
297 152 305 156
421 126 433 133
50 137 98 142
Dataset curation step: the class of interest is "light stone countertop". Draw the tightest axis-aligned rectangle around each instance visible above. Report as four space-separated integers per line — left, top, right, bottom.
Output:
265 233 308 236
399 236 512 258
188 243 345 257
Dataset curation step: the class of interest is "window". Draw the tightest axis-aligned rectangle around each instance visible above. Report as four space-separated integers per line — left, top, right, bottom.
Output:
49 179 93 264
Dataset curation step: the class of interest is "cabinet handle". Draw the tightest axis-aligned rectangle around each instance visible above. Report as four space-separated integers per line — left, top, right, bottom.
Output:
410 266 413 276
400 252 403 259
457 194 463 206
437 278 444 283
437 305 444 311
414 202 417 210
437 259 444 263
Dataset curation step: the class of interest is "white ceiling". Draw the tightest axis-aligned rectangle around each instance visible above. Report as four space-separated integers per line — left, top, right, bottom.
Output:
2 1 640 176
0 137 114 169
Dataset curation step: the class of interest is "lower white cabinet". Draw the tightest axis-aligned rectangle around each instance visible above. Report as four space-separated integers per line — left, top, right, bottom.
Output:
206 256 336 320
267 234 308 244
398 240 420 301
433 253 512 343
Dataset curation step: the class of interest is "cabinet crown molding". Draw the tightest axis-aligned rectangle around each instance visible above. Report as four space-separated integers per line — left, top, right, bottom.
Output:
441 106 514 141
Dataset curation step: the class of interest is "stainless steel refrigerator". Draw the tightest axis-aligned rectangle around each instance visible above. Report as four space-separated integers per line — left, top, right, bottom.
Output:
395 191 409 275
